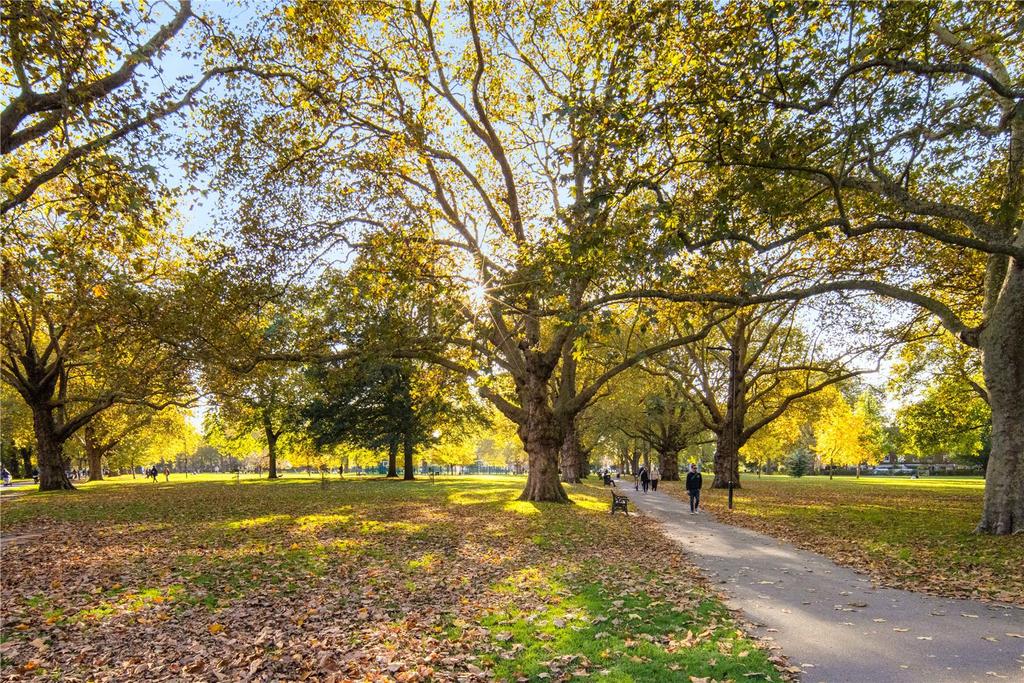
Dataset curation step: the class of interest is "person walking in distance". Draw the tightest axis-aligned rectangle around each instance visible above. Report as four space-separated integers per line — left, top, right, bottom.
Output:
649 465 661 492
686 463 703 514
639 464 650 493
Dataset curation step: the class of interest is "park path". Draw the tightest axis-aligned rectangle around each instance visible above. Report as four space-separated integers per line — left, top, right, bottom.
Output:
619 486 1024 683
0 482 39 548
0 481 33 500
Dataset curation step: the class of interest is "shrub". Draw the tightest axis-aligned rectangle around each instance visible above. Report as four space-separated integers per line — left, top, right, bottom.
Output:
787 449 810 478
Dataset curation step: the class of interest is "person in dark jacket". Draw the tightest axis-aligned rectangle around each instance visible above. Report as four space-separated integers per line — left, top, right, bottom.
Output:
685 463 703 513
639 465 650 493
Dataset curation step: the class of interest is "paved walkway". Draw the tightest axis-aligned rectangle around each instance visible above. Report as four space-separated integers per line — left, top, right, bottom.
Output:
621 487 1024 683
0 482 38 548
0 481 33 501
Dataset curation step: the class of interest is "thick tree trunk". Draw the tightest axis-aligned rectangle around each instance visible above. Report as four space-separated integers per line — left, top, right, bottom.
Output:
264 418 279 479
977 265 1024 534
712 427 741 489
556 344 583 485
658 448 680 481
387 439 399 478
713 329 746 490
88 447 104 482
403 431 415 481
32 407 73 491
517 377 568 503
559 420 585 484
82 425 105 481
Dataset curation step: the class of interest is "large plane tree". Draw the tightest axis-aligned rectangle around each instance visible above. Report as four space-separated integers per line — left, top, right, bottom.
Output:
194 1 722 502
633 2 1023 532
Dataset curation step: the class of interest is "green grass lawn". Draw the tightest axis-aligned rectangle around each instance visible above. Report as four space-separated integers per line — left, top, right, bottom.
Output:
661 474 1023 605
0 475 785 681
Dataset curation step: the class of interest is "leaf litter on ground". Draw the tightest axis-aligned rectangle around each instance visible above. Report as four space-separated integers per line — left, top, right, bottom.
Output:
0 476 789 682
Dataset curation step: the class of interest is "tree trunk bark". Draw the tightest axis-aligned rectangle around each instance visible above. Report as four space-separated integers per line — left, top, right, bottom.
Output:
264 417 279 480
387 438 399 478
712 328 746 490
403 430 415 481
976 265 1024 534
87 447 104 482
21 447 32 479
517 376 568 503
712 427 742 489
658 448 680 481
556 344 583 485
559 419 585 484
82 424 105 482
32 406 73 491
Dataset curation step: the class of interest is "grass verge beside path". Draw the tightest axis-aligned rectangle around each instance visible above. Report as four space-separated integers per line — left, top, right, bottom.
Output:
1 475 785 682
660 475 1023 605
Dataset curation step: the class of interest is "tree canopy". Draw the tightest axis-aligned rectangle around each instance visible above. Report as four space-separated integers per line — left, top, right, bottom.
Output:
2 0 1021 534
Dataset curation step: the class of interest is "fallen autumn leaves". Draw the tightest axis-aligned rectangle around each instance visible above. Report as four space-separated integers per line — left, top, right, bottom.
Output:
0 476 786 682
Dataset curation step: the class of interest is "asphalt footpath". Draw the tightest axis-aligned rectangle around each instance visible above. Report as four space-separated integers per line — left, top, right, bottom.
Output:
620 487 1024 683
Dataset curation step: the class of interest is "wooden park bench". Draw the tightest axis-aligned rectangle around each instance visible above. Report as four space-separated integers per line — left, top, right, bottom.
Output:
611 492 629 515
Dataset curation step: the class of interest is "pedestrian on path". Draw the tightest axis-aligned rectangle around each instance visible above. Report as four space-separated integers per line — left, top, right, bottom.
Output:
685 463 702 513
649 465 661 492
639 465 650 493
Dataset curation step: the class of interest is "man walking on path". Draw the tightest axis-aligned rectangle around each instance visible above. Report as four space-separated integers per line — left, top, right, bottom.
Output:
685 463 702 513
639 465 650 493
